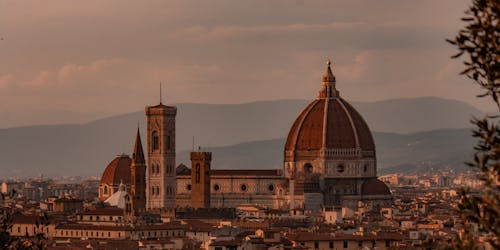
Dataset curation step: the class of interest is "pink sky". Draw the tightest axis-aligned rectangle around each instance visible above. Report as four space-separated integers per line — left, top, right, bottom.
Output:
0 0 491 127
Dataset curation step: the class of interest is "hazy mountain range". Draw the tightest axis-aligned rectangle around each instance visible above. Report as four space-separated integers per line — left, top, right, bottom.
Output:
177 128 475 174
0 97 481 177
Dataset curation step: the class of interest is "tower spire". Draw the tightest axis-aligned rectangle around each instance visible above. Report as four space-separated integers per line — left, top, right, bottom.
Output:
132 127 146 164
318 58 339 98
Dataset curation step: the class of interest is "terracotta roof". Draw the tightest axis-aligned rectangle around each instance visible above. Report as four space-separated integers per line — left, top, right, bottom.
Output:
56 223 129 231
288 231 404 242
285 98 374 151
54 198 83 202
76 207 124 216
100 155 131 186
210 239 242 247
149 103 171 108
12 214 44 224
362 178 391 196
147 103 177 111
284 63 375 152
56 222 186 231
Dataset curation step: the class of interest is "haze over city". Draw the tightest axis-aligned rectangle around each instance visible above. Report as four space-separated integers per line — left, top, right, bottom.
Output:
0 0 492 129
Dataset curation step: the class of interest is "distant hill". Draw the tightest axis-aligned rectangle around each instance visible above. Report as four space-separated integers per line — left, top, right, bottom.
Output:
353 97 482 133
178 129 475 174
0 97 481 177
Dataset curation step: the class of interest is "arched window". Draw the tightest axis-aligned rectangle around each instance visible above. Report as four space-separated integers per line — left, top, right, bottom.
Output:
104 185 108 195
166 135 171 150
337 164 345 173
304 163 313 173
195 164 201 184
152 131 159 151
156 165 160 174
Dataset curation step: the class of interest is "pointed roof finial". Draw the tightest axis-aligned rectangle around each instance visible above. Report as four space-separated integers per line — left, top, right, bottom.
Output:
323 58 335 83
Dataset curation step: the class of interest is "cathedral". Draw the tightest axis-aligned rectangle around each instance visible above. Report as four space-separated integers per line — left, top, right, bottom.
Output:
98 59 392 213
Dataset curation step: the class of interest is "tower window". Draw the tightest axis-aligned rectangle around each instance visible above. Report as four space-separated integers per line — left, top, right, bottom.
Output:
195 164 201 184
337 164 345 173
240 184 247 192
152 131 159 151
166 135 171 150
213 184 220 191
268 184 275 192
187 184 192 191
304 163 313 173
363 164 368 172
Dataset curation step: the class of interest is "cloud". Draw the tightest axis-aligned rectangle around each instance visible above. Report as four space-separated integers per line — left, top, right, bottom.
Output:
0 74 12 89
0 58 226 112
1 0 493 127
335 51 371 80
436 61 464 82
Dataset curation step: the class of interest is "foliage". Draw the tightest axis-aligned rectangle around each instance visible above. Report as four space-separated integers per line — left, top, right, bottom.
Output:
0 208 49 250
447 0 500 248
0 208 17 249
448 0 500 106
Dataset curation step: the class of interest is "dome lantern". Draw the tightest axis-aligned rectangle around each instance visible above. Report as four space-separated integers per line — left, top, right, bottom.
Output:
319 58 339 99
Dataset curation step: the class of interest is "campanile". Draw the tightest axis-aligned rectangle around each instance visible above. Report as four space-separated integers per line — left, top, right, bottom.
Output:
145 103 177 209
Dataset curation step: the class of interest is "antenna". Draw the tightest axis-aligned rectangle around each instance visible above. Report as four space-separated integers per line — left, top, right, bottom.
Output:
192 136 195 152
159 82 163 104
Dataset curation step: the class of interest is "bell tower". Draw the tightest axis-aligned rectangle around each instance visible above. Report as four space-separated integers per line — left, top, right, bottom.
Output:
190 151 211 209
145 102 177 209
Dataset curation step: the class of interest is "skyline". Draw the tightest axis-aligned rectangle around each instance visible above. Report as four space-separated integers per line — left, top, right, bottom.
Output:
0 0 492 129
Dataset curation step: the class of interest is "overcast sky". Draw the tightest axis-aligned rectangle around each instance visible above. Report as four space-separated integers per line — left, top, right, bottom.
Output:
0 0 492 127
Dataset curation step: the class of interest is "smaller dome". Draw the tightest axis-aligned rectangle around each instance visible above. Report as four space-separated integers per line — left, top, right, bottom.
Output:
361 179 391 196
100 154 132 186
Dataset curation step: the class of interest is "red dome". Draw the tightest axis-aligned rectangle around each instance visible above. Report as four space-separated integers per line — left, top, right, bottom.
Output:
100 155 131 186
285 97 375 151
361 178 391 196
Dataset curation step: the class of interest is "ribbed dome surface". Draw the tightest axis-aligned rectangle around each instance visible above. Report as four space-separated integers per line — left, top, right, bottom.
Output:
100 155 131 186
285 97 375 151
361 179 391 196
